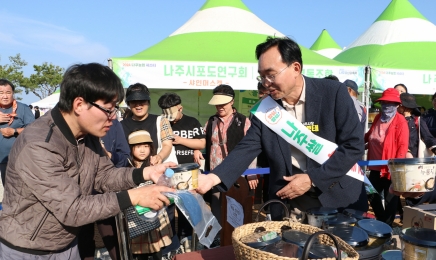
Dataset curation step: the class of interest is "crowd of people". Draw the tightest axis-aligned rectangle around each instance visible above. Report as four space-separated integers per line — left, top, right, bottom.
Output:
0 36 436 259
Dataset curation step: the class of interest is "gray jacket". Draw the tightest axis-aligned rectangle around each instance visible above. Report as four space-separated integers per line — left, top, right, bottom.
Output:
0 106 142 252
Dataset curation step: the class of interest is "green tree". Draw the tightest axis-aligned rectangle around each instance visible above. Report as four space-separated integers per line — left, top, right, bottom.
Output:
27 62 64 100
0 54 28 99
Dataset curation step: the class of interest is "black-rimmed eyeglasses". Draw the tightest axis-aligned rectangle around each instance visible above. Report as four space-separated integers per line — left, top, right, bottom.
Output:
88 101 119 118
256 65 290 84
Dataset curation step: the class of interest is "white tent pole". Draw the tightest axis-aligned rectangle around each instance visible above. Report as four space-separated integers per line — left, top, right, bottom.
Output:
364 65 371 134
108 59 113 70
361 65 372 164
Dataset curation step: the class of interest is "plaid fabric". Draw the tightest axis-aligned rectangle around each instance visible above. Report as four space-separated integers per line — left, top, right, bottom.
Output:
129 181 173 254
130 207 173 254
161 106 178 122
159 117 174 142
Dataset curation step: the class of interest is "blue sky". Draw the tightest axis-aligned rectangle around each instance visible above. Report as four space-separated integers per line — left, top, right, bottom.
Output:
1 0 435 105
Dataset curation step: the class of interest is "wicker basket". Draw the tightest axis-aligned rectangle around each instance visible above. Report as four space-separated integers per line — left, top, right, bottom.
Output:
232 220 359 260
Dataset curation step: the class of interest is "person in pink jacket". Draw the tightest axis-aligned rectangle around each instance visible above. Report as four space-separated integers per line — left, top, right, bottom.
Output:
364 88 409 226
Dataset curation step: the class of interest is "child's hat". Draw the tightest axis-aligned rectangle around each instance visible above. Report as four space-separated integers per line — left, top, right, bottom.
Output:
128 130 152 145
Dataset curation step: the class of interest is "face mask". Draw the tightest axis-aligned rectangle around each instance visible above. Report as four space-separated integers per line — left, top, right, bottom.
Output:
381 103 397 122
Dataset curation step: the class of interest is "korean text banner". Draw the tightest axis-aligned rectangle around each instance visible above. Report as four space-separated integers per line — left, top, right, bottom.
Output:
112 59 362 90
371 67 436 95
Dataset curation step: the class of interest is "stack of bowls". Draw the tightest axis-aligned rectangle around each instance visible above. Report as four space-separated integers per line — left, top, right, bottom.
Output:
355 219 393 259
322 213 357 231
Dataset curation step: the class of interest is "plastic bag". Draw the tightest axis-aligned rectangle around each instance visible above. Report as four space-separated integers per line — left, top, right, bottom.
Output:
363 170 378 195
164 191 221 248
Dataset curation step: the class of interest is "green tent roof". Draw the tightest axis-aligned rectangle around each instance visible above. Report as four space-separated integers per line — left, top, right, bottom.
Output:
310 29 341 51
334 0 436 70
375 0 427 22
114 0 350 67
200 0 250 11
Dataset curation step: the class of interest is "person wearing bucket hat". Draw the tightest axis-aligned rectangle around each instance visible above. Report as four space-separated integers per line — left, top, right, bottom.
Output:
365 88 409 226
397 93 436 158
195 84 254 242
394 84 421 116
121 83 175 166
125 130 176 260
127 129 155 179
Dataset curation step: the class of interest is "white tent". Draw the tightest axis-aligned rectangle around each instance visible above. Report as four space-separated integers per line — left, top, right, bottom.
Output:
31 92 127 109
110 0 361 90
110 0 362 120
310 29 343 59
31 92 59 109
334 0 436 95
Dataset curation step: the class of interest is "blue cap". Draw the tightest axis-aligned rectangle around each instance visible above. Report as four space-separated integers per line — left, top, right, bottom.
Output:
165 168 174 178
344 79 359 95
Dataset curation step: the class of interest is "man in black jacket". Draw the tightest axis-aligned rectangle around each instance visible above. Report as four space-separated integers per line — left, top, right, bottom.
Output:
34 106 40 119
197 37 367 220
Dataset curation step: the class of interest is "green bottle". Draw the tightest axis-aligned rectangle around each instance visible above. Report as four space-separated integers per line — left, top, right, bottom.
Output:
135 197 175 216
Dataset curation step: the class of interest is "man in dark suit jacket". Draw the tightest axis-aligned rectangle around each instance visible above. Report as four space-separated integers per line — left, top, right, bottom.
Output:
197 37 368 220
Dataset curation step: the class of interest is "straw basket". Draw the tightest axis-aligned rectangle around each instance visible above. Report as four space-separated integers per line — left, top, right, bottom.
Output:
232 220 359 260
232 200 358 260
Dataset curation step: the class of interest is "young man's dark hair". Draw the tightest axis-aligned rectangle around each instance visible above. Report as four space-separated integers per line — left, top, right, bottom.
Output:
324 75 339 81
157 93 181 109
255 36 303 70
0 78 15 91
29 105 33 109
58 63 124 112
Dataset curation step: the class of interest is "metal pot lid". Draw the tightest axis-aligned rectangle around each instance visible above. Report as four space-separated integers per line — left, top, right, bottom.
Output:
380 250 402 260
400 227 436 247
388 157 436 165
324 213 357 225
332 226 369 247
309 244 337 259
261 240 303 257
343 208 375 220
306 207 338 215
243 235 281 248
171 163 200 172
241 231 281 248
282 230 311 247
357 219 392 238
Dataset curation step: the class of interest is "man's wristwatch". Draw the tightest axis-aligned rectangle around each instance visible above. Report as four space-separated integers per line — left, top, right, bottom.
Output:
14 129 18 137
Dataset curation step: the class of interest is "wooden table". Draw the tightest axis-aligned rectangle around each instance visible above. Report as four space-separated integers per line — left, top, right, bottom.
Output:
174 245 236 260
